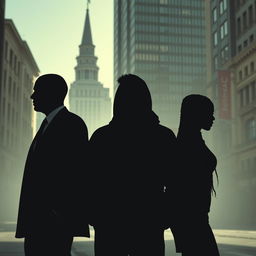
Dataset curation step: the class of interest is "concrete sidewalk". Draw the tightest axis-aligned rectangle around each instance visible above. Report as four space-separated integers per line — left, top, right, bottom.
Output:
1 229 255 246
164 229 256 248
0 222 255 248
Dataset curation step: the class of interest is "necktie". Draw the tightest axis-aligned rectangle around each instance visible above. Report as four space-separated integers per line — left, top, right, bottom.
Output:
37 118 48 137
32 118 48 150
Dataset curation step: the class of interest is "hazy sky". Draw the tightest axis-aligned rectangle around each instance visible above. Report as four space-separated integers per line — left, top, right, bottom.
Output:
6 0 114 98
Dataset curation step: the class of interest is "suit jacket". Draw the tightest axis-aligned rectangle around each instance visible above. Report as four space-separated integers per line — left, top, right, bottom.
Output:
16 107 90 238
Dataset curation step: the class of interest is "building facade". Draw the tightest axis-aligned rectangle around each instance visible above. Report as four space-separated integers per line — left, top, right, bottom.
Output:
0 19 39 221
114 0 207 129
228 0 256 229
207 0 256 229
206 0 235 152
69 8 111 136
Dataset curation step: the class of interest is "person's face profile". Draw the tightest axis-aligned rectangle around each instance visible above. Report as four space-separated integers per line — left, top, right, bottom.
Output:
30 80 48 113
201 107 215 131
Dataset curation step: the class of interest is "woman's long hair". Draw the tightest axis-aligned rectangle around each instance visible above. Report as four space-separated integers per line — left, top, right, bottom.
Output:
177 94 218 196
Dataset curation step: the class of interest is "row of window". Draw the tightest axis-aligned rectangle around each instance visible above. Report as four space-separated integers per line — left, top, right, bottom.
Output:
136 14 204 26
213 45 229 70
136 33 205 45
76 70 98 80
71 89 107 98
239 80 256 108
4 41 21 76
136 5 204 17
237 4 255 36
136 23 205 36
236 0 250 10
239 34 255 54
135 44 205 56
212 0 228 23
213 20 228 46
238 61 255 82
138 0 203 6
135 53 205 64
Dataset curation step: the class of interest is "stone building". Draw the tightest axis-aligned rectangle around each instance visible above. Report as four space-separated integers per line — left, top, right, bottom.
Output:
0 19 39 221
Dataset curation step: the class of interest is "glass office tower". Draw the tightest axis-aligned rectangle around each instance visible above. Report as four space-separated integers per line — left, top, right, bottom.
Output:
114 0 206 129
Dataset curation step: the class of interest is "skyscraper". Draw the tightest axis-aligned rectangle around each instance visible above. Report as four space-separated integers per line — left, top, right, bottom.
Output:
114 0 207 129
69 7 111 136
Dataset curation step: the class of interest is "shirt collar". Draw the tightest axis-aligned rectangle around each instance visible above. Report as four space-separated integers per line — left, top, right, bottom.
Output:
46 105 65 124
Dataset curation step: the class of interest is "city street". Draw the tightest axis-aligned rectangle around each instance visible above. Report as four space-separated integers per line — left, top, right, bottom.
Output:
0 224 256 256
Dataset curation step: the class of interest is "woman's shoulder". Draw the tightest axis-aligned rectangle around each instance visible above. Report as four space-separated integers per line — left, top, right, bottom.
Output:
90 125 111 142
157 124 176 139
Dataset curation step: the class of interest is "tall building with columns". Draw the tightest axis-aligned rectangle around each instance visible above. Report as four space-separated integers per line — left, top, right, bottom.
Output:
69 7 111 136
0 19 39 221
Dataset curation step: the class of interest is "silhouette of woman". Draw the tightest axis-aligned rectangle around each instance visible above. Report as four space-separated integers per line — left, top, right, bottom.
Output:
168 94 220 256
89 74 176 256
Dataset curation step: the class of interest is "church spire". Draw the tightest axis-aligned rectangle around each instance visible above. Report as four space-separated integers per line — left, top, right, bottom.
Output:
81 8 93 45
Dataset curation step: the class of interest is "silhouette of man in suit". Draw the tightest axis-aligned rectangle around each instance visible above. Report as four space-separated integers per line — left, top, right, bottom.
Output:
15 74 90 256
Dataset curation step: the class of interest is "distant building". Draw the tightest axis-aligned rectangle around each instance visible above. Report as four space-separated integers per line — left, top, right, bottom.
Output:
114 0 207 129
0 19 39 221
69 7 111 136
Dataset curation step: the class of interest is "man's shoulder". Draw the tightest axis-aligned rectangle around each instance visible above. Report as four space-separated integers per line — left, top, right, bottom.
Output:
55 108 88 134
59 108 86 124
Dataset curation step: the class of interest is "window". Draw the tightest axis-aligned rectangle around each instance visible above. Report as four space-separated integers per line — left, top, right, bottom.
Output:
236 0 241 10
246 119 256 141
250 34 254 42
213 31 218 46
224 21 228 36
220 0 224 15
245 86 250 103
251 81 256 100
223 0 227 11
220 45 229 63
85 70 89 79
243 11 247 30
160 0 168 4
237 17 241 35
221 25 224 39
245 66 249 76
249 5 253 25
4 41 8 60
251 62 255 73
9 49 13 67
214 56 218 70
213 8 217 23
220 21 228 39
240 90 244 107
238 44 242 52
244 39 248 47
239 70 243 81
